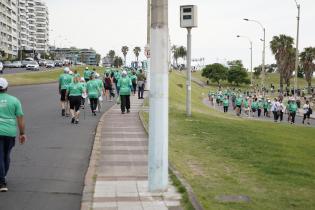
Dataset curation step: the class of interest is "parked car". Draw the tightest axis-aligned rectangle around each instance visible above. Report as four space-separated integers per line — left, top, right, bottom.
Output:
0 62 3 72
54 60 63 67
38 59 47 66
45 60 55 68
21 60 32 68
11 61 22 68
26 61 40 71
3 61 12 68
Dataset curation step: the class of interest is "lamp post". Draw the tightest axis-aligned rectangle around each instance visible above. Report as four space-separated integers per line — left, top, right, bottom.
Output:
148 0 169 192
244 18 266 93
146 0 151 90
293 0 300 97
237 35 253 86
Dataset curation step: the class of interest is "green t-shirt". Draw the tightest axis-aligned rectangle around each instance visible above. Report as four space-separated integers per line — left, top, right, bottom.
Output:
131 75 137 84
87 80 100 99
0 93 24 137
118 77 132 96
289 103 298 112
84 70 92 79
236 98 243 106
223 99 229 107
258 101 264 109
251 101 258 109
67 82 85 96
59 73 73 90
243 100 249 108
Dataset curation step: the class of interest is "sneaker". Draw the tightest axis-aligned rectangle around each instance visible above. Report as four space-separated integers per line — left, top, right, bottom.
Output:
75 120 79 124
93 112 97 116
0 183 8 192
71 118 75 124
127 109 130 113
122 111 125 114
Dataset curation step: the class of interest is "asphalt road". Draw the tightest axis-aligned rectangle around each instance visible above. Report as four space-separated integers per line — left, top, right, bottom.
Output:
0 83 115 210
1 67 58 74
203 98 315 126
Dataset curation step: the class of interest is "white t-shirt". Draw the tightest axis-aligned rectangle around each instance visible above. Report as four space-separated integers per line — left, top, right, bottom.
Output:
303 104 310 114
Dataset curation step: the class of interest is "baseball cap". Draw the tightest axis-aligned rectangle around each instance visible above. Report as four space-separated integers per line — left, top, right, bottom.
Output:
0 78 8 90
64 67 70 72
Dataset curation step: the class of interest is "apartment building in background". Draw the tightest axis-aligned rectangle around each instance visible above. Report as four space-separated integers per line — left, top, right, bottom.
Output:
0 0 49 59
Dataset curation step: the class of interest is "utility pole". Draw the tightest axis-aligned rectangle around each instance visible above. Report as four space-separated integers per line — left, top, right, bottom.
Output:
146 0 151 90
186 28 192 116
262 28 266 94
148 0 169 192
294 0 300 97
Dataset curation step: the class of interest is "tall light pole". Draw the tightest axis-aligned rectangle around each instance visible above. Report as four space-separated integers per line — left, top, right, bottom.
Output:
186 27 192 116
244 18 266 93
237 35 253 86
148 0 169 192
294 0 300 97
146 0 151 90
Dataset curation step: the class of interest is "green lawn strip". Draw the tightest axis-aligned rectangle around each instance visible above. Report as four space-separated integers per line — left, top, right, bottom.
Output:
169 72 315 210
2 66 105 86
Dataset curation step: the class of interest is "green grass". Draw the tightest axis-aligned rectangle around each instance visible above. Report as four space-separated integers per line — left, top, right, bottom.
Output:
143 72 315 210
192 71 315 91
2 66 105 86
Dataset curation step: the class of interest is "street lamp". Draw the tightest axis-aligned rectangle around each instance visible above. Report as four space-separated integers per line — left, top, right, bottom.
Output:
237 35 253 86
244 18 266 93
293 0 301 97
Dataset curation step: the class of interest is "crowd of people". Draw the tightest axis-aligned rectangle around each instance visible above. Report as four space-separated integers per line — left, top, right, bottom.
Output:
58 66 147 124
208 88 313 125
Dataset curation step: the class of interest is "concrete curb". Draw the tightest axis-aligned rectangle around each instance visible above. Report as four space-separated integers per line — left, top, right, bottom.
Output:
80 105 115 210
138 104 204 210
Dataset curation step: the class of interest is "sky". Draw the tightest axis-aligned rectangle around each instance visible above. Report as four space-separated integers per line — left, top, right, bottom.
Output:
46 0 315 69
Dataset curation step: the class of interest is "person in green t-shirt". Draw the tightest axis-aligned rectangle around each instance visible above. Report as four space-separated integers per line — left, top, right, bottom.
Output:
223 97 229 113
86 74 100 116
243 97 250 116
0 78 26 192
130 71 137 96
258 99 264 118
83 67 92 82
235 95 243 116
118 71 132 114
66 76 86 124
289 99 298 124
58 67 73 117
251 98 258 117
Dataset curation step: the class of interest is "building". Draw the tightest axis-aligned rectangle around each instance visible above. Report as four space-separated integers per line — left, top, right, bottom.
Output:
0 0 49 59
51 47 99 66
0 0 19 58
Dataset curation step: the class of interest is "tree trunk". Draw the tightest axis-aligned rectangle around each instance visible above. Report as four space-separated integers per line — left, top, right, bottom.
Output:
308 81 312 94
279 73 284 92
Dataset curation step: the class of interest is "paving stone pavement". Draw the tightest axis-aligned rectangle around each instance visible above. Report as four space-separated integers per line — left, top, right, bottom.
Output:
92 95 182 210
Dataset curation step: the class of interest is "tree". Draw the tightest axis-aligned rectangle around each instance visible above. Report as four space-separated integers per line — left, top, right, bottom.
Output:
113 56 123 68
171 45 179 68
95 53 101 66
201 63 227 85
270 34 296 91
121 46 129 66
300 47 315 93
227 60 250 86
177 46 187 61
133 47 141 62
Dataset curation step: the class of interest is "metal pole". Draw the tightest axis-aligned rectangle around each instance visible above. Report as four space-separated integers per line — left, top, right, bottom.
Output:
186 28 192 117
146 0 151 91
148 0 169 192
294 4 300 97
262 28 266 95
250 41 253 86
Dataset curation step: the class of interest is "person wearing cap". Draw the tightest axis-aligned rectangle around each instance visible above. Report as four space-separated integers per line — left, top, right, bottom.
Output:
59 67 73 117
118 71 132 114
0 78 26 192
66 75 86 124
243 97 250 117
222 96 229 113
83 67 92 82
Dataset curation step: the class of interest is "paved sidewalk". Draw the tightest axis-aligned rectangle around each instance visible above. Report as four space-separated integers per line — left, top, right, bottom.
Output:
91 96 182 210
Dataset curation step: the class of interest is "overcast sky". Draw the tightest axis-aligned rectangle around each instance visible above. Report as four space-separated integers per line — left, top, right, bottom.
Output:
46 0 314 69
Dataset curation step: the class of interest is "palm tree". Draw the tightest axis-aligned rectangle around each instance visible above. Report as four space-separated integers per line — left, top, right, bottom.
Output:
121 46 129 66
171 45 179 68
270 34 295 91
133 47 141 62
300 47 315 93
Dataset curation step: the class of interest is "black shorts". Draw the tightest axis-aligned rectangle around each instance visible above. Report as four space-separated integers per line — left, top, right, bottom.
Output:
60 89 67 101
105 86 112 91
252 108 256 112
69 96 82 112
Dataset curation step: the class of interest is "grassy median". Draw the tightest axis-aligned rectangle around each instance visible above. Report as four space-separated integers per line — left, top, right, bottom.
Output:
2 66 105 86
142 72 315 210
